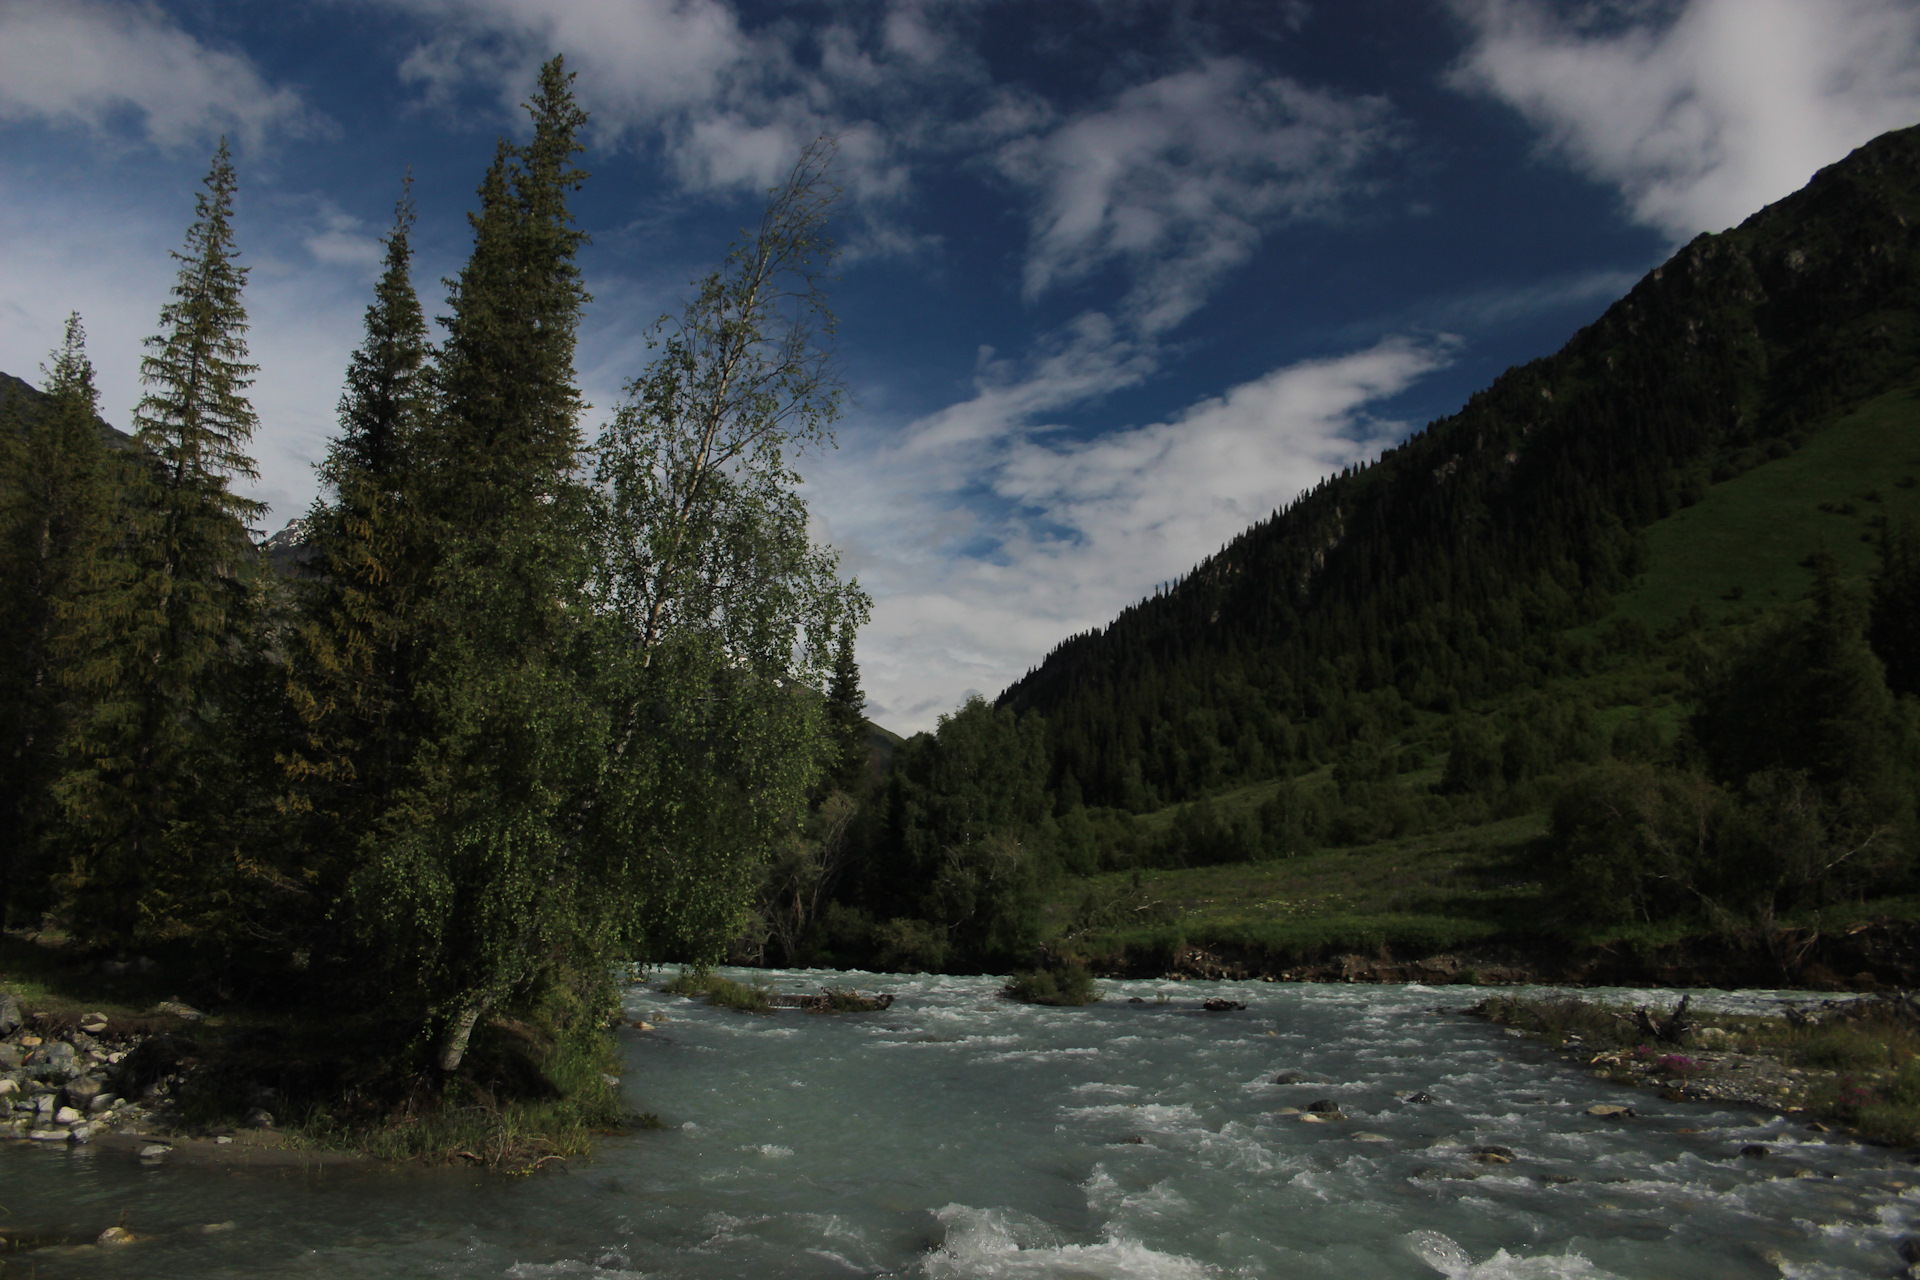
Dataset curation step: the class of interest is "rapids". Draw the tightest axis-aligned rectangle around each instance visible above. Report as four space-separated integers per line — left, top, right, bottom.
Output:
3 971 1916 1277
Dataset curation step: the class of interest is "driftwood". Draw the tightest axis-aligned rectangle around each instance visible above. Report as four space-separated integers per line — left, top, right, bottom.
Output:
768 991 894 1013
1632 994 1694 1044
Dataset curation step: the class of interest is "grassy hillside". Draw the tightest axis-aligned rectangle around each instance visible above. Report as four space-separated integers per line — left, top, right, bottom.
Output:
1031 379 1920 970
1606 381 1920 633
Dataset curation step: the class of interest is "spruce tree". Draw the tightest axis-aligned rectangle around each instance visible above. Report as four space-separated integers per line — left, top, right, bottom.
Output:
825 618 869 794
289 182 432 855
58 141 265 945
0 315 113 928
350 59 599 1070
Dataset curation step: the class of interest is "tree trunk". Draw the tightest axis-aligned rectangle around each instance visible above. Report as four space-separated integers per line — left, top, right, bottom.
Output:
435 994 492 1072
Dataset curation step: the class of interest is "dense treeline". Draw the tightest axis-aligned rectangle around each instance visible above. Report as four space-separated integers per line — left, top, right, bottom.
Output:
0 62 864 1084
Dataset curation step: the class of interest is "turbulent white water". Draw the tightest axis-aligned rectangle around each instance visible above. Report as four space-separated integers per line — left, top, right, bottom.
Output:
5 972 1918 1277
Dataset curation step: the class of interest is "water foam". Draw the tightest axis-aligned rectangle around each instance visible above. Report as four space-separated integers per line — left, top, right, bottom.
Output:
1405 1231 1624 1279
922 1205 1213 1280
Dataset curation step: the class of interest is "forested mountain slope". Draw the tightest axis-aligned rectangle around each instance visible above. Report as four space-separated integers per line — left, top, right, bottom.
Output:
0 371 132 449
1000 122 1920 814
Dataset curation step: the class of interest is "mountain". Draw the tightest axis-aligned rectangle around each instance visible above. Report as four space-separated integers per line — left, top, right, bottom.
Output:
0 370 133 449
999 121 1920 814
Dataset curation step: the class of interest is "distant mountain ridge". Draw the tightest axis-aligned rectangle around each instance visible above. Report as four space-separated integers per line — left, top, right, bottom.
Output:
1000 121 1920 812
0 370 132 449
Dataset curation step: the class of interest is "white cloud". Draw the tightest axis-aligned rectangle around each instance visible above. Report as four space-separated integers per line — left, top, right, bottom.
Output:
816 335 1452 732
998 59 1396 334
377 0 924 206
0 0 316 150
1450 0 1920 239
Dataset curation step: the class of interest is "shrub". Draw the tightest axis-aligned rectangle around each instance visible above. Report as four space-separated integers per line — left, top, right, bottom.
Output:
661 968 772 1013
1003 961 1100 1006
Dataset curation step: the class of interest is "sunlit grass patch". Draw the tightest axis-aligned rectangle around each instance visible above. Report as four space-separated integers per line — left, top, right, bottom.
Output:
661 968 773 1013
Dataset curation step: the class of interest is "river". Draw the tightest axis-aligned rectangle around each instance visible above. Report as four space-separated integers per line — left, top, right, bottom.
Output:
4 970 1917 1277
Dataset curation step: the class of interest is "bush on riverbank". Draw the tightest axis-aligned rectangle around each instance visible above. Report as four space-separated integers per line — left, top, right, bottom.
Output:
1003 962 1100 1006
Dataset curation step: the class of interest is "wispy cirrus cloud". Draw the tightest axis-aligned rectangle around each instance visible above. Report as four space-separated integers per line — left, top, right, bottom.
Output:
1449 0 1920 240
0 0 319 151
818 334 1454 729
998 58 1398 335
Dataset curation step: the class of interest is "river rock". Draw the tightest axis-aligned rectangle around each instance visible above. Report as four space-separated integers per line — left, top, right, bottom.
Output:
63 1076 103 1107
1306 1099 1341 1113
30 1042 74 1067
1586 1104 1634 1118
0 1079 14 1095
0 993 18 1035
0 1046 19 1072
89 1094 116 1113
139 1144 171 1158
27 1129 65 1142
154 1000 205 1020
1740 1144 1771 1158
243 1107 275 1129
1402 1091 1435 1104
53 1106 80 1126
97 1227 135 1246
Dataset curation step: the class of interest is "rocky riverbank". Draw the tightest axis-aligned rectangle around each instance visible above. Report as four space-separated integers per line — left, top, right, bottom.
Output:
0 994 356 1166
1470 990 1920 1148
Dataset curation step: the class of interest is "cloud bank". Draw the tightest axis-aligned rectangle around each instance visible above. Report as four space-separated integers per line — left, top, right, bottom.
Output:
1450 0 1920 239
0 0 317 150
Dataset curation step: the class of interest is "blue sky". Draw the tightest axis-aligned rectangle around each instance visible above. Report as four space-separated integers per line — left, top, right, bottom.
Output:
3 0 1919 731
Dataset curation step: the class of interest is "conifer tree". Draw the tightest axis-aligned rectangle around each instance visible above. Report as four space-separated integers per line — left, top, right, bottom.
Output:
825 617 869 794
59 141 265 944
0 316 113 928
349 60 600 1070
289 182 432 850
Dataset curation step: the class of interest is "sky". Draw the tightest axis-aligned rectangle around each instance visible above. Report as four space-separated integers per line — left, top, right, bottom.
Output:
3 0 1919 734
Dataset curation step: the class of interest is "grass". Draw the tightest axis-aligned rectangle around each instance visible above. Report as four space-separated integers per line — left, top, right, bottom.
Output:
1044 812 1548 965
661 967 773 1013
1598 382 1920 635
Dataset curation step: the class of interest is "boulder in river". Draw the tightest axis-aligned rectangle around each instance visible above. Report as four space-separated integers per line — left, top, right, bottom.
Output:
1740 1144 1771 1158
1202 998 1246 1012
1586 1103 1634 1118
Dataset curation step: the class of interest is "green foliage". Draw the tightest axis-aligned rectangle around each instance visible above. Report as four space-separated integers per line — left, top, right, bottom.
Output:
0 315 113 928
57 141 269 947
661 967 772 1013
824 618 869 795
288 179 434 862
347 60 604 1072
583 136 866 974
1003 960 1100 1006
850 696 1051 968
